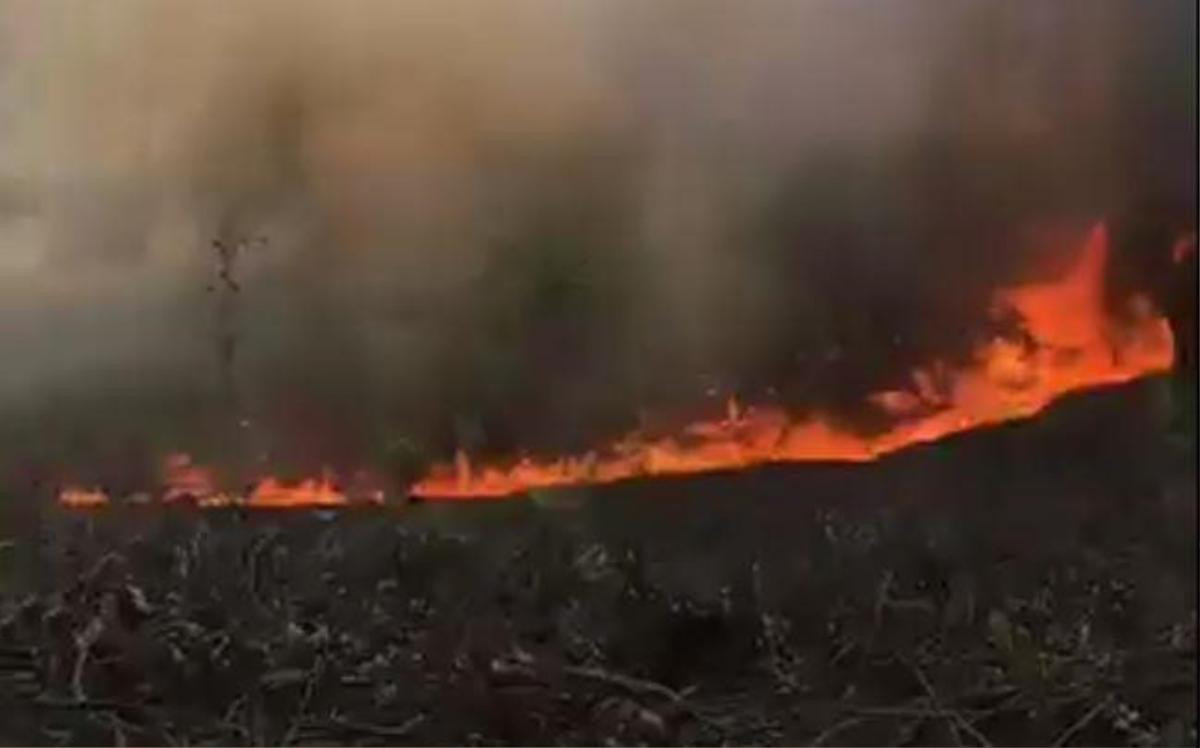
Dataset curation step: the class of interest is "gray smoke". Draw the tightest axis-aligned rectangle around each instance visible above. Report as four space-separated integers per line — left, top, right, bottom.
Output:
0 0 1193 488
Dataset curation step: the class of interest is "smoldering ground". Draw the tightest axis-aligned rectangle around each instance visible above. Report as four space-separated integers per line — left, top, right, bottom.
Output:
0 0 1194 489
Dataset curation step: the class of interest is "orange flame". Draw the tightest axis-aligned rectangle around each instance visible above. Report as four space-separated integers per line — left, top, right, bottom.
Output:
58 487 110 508
162 453 218 503
410 223 1175 498
246 475 349 508
56 222 1177 508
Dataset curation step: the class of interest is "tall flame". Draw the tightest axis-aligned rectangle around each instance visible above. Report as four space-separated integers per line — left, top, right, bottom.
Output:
410 223 1174 498
57 223 1176 508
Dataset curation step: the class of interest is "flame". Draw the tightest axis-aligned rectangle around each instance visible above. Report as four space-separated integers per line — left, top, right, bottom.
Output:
58 487 110 508
162 453 218 503
246 475 349 508
167 471 354 509
410 223 1175 498
56 222 1178 508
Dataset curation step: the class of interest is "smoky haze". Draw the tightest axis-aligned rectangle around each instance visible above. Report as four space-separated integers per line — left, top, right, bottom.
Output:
0 0 1194 490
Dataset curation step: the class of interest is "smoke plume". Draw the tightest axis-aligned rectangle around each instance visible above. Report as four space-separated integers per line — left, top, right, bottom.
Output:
0 0 1194 487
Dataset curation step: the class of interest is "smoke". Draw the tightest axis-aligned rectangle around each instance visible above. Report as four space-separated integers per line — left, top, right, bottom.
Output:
0 0 1194 484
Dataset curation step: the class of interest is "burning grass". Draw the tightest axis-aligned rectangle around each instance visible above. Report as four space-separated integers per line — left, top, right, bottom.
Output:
54 223 1180 508
4 382 1195 746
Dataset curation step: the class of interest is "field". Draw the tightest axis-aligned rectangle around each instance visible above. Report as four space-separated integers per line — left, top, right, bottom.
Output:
1 376 1195 746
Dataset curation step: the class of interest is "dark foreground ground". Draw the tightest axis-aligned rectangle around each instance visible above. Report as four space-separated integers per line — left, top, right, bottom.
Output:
0 377 1196 746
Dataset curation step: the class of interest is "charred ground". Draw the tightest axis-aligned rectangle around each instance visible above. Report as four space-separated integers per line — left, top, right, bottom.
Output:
0 374 1194 746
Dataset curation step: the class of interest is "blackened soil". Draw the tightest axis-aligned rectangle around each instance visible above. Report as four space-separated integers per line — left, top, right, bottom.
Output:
0 377 1195 746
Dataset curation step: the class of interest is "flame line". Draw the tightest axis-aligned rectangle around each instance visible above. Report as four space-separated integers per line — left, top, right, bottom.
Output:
57 223 1177 508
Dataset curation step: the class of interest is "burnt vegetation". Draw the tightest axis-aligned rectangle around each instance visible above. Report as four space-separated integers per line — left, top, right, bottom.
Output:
1 378 1195 746
0 4 1195 746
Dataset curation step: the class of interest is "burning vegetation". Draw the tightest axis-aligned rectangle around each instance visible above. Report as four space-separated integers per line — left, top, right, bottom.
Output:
55 222 1179 506
411 224 1176 499
0 2 1195 745
5 390 1198 745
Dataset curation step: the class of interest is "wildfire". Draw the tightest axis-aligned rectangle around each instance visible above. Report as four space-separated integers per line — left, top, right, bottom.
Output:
248 475 350 508
410 222 1175 498
162 453 217 503
56 222 1177 507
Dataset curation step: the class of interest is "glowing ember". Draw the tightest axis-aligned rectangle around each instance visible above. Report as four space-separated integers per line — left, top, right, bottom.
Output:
58 487 110 508
56 222 1178 508
410 223 1175 498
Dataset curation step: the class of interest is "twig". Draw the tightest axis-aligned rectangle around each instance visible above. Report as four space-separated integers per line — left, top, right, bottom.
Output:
809 716 866 747
1051 694 1113 747
956 708 997 743
313 712 426 739
281 658 325 746
71 630 95 702
562 664 727 734
107 712 128 747
829 638 856 666
80 552 123 590
563 664 683 702
965 689 1027 728
221 694 246 725
873 570 894 633
906 657 992 747
908 661 963 747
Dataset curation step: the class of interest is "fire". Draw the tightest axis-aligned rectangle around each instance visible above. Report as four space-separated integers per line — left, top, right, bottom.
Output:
410 223 1174 498
56 222 1178 507
162 453 217 503
247 475 349 508
167 468 355 509
58 487 110 508
59 453 356 509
